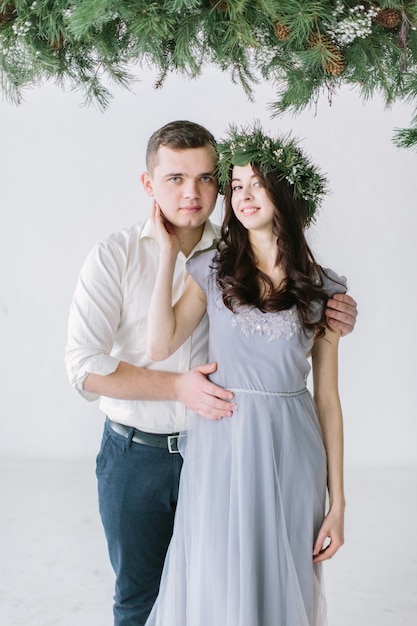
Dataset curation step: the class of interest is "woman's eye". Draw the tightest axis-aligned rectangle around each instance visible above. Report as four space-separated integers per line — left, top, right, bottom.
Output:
232 185 242 192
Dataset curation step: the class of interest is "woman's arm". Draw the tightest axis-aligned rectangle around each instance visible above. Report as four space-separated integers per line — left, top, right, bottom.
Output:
311 328 345 562
146 203 208 361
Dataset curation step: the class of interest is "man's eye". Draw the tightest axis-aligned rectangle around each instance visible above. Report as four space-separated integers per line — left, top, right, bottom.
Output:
170 177 181 183
201 175 213 183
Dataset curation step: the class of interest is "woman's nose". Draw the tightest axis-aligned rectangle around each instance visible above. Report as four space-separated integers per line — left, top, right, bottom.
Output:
243 185 253 200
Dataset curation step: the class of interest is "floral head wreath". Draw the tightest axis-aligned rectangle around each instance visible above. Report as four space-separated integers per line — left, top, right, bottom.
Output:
216 123 328 225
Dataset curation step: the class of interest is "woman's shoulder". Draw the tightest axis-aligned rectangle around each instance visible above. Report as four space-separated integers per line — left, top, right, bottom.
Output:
187 248 218 291
316 266 347 297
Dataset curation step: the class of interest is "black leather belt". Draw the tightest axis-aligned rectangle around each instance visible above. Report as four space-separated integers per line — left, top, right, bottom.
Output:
107 418 181 453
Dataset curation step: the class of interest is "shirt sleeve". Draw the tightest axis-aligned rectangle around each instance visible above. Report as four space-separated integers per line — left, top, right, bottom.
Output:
65 240 126 401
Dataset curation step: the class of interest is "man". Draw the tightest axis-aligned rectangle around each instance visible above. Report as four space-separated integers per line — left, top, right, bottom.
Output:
65 120 357 626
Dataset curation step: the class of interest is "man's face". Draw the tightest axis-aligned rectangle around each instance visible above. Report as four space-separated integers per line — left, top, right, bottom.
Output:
142 145 218 230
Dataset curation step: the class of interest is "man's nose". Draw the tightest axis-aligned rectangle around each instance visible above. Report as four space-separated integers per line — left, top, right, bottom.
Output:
183 180 199 198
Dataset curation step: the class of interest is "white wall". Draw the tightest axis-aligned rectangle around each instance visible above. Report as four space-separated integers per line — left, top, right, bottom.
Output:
0 67 416 465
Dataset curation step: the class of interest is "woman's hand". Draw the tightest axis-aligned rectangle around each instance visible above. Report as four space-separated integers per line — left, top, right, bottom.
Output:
312 505 345 563
150 201 181 257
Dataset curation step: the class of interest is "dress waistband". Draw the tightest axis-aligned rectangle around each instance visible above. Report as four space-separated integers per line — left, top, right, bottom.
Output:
228 387 307 398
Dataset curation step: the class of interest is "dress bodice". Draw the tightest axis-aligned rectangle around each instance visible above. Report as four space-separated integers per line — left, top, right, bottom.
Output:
188 250 346 393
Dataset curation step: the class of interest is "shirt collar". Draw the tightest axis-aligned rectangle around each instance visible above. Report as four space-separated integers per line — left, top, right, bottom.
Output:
141 217 219 258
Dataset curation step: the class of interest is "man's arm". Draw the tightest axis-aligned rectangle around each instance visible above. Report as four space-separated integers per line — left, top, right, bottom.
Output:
66 240 235 420
83 361 235 420
326 293 358 337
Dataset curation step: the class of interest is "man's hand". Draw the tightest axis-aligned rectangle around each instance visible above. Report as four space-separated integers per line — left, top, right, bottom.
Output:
326 293 358 337
175 363 235 420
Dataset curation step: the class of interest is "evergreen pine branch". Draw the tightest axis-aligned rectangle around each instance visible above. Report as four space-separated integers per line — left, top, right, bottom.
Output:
169 12 203 75
271 1 335 48
0 69 24 105
342 33 407 103
67 0 126 38
1 0 417 148
392 125 417 149
79 77 113 111
269 68 334 117
401 71 417 105
406 2 417 23
163 0 202 10
230 58 258 100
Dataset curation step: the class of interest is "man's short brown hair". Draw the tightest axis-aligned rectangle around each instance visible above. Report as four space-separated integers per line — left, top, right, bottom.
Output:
146 120 217 173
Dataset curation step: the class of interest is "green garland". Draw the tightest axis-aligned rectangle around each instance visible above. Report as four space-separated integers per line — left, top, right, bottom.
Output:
1 1 417 149
216 122 328 224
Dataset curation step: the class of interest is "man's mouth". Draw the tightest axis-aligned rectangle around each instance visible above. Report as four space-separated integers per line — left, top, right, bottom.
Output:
180 205 202 212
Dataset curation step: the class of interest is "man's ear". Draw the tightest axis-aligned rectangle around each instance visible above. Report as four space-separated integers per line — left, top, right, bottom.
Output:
141 172 154 197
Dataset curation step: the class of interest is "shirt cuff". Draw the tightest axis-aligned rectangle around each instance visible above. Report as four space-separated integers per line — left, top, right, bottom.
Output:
73 355 120 401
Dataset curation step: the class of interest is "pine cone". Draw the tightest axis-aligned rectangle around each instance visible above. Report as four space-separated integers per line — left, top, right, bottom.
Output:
325 55 345 77
374 8 400 29
50 34 65 51
308 33 345 77
0 3 16 25
273 22 290 41
208 0 228 11
308 33 331 48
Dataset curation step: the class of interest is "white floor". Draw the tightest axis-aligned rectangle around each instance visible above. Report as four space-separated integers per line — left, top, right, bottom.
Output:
1 460 416 626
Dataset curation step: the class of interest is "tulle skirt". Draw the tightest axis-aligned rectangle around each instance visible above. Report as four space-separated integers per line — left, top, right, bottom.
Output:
146 388 328 626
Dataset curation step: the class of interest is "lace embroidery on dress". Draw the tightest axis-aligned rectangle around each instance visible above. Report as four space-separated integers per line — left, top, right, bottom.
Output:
216 295 301 341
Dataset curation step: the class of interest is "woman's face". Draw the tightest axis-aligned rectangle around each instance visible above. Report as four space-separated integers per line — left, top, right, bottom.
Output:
230 164 276 233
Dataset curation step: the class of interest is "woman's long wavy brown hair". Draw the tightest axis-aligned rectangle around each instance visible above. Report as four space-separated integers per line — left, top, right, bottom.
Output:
213 164 334 338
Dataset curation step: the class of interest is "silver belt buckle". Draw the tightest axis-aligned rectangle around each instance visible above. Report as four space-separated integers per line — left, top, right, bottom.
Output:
167 434 180 453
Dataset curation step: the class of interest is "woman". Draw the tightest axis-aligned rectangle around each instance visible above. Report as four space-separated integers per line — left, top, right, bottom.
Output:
145 124 346 626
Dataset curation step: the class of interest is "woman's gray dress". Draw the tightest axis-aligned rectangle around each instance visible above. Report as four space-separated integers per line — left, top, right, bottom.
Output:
146 249 346 626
